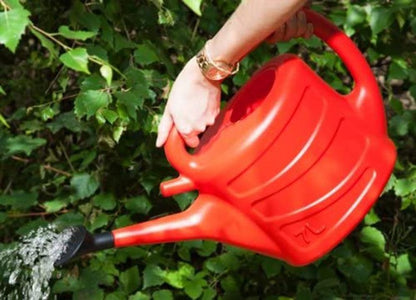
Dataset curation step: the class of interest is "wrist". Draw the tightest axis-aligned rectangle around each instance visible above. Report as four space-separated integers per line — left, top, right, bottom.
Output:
195 40 239 81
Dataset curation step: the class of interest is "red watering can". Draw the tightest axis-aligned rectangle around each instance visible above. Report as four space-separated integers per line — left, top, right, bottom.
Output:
56 10 396 267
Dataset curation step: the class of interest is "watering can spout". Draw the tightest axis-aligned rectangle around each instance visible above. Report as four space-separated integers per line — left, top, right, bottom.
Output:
55 226 114 267
57 195 282 266
112 194 282 259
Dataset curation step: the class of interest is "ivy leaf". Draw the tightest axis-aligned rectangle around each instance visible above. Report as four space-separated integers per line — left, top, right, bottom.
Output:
6 135 46 156
71 173 99 200
59 47 90 74
181 0 202 16
0 7 31 52
75 90 111 119
58 25 96 41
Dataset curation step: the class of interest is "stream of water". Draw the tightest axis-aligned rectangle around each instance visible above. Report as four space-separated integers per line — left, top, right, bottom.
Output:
0 225 73 300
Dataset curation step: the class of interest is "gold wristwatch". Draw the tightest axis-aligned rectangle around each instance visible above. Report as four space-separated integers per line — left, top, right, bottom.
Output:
196 40 239 81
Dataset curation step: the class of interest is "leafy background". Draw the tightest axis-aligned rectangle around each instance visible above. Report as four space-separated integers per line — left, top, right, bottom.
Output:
0 0 416 298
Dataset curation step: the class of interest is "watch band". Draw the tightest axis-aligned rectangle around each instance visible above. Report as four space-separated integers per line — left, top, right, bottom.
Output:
196 40 239 81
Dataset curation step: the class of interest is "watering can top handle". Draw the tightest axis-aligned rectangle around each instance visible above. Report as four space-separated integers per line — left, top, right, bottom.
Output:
163 9 386 177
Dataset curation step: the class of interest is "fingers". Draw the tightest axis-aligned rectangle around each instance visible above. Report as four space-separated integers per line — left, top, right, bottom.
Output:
304 23 314 38
266 23 286 44
267 10 314 44
283 14 298 41
156 112 174 148
296 11 307 37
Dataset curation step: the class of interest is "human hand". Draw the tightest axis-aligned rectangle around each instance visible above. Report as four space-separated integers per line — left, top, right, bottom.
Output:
156 56 221 148
266 10 313 43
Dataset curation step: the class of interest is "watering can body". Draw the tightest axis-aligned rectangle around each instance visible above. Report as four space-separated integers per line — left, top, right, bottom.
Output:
112 10 396 266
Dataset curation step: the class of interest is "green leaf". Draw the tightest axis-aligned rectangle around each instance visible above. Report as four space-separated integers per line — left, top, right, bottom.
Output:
163 263 195 288
142 265 164 289
396 254 412 275
100 65 113 86
120 266 140 294
394 178 416 197
0 85 5 95
152 290 173 300
59 47 90 74
360 226 386 251
261 257 282 278
0 7 31 52
0 113 10 128
124 195 152 214
368 7 394 35
58 25 96 41
201 287 216 300
71 173 99 200
101 109 118 124
93 193 116 211
184 278 206 299
46 111 84 133
129 292 150 300
364 209 381 226
6 135 46 156
181 0 202 16
388 60 408 80
44 198 68 213
30 27 59 57
173 191 197 211
0 190 38 210
89 213 109 231
337 255 373 282
40 107 56 121
346 5 366 27
113 124 126 143
134 43 159 65
75 90 111 119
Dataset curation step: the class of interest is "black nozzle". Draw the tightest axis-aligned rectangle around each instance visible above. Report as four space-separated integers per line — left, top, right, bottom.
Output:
55 226 114 267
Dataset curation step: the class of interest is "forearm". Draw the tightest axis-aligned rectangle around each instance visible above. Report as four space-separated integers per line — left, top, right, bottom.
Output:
208 0 308 64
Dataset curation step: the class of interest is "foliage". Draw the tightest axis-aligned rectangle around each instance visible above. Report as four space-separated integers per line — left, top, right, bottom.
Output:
0 0 416 298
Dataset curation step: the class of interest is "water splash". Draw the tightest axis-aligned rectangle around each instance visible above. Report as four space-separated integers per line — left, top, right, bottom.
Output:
0 225 73 300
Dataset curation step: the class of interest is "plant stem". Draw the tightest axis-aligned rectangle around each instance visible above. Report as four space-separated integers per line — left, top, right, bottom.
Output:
30 24 72 51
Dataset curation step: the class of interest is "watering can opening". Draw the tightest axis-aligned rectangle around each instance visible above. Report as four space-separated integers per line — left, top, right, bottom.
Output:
57 9 396 267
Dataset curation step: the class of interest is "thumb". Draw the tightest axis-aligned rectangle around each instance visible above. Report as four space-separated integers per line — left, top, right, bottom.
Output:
156 112 173 147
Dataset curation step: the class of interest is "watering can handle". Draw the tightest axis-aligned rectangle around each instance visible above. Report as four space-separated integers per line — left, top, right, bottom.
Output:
162 10 387 196
304 9 386 134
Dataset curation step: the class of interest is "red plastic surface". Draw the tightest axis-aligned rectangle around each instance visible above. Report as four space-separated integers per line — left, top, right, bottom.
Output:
112 10 396 266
